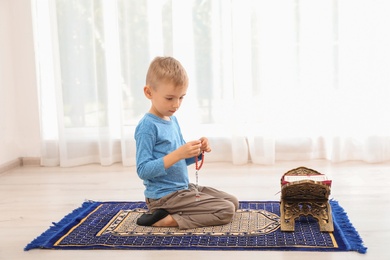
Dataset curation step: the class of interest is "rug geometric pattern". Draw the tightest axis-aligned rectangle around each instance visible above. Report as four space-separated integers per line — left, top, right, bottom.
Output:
97 208 280 236
25 200 367 253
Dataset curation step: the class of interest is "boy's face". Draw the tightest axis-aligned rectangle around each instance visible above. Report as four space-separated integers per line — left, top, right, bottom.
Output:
144 82 188 120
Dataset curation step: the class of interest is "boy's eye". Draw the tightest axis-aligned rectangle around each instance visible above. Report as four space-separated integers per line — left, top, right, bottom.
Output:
166 98 173 101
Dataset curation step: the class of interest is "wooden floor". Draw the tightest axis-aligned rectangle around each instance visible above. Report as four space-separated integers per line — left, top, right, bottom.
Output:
0 160 388 260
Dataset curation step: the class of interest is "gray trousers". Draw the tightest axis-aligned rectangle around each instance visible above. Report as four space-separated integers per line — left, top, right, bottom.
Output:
145 183 239 229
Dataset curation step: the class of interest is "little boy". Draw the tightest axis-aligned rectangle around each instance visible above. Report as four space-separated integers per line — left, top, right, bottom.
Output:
135 56 238 229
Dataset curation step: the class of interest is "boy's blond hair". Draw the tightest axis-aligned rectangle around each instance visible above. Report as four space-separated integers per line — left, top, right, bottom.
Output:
146 57 188 89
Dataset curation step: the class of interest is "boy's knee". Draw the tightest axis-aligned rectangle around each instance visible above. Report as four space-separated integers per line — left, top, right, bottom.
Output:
231 197 239 211
218 201 236 224
226 196 239 211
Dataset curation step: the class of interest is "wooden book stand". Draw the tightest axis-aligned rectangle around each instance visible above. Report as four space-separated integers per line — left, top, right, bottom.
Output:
280 166 334 232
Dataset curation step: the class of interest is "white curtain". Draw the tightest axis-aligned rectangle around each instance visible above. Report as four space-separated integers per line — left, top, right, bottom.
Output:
32 0 390 167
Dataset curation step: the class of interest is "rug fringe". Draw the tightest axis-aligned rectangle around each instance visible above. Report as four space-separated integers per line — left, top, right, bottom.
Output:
330 199 367 254
24 201 99 251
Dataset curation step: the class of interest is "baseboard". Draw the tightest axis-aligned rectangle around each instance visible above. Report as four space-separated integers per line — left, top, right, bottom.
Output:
22 157 41 166
0 157 41 174
0 158 22 174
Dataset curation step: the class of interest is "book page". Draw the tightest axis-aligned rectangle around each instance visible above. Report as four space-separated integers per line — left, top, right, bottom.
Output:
284 175 329 182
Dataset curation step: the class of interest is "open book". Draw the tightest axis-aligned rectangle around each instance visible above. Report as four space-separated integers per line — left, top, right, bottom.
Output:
283 175 332 186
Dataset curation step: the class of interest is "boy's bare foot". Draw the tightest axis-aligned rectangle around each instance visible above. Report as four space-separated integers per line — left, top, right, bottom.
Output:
152 214 178 227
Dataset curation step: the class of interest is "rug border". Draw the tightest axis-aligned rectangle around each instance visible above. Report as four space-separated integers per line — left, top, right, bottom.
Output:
24 200 367 253
24 200 101 250
329 200 367 253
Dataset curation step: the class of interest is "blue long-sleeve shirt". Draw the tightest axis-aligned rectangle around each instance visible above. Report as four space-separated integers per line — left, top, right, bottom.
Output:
134 113 196 199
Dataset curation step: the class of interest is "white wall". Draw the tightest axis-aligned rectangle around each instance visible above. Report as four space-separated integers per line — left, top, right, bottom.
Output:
0 0 41 165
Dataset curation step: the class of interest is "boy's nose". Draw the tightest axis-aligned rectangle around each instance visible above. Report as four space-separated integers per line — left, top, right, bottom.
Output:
173 100 180 108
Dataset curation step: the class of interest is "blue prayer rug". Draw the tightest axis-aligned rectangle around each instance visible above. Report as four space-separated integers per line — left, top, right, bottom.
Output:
24 200 366 253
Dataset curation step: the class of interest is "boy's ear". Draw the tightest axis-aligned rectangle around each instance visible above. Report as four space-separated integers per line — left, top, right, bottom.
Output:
144 86 152 99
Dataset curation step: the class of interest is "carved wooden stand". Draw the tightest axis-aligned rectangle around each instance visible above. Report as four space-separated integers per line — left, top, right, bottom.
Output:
280 167 334 232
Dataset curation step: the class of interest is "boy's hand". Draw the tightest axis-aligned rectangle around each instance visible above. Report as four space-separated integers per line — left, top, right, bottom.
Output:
164 138 211 169
199 137 211 153
177 140 202 159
